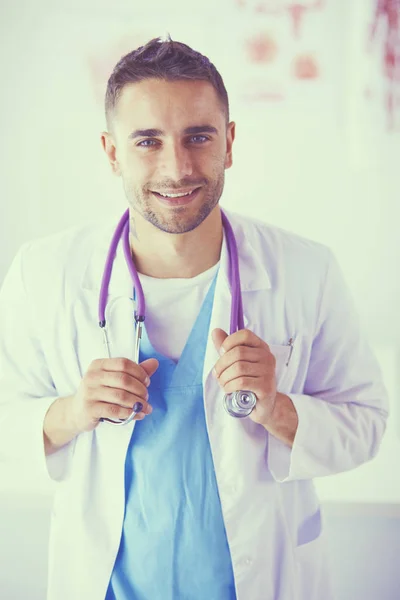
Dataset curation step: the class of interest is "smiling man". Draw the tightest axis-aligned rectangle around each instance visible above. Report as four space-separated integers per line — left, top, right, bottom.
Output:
101 69 234 278
0 37 389 600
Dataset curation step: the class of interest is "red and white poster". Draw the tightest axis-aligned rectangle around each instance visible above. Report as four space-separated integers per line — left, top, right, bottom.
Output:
366 0 400 132
347 0 400 167
208 0 341 120
69 1 343 130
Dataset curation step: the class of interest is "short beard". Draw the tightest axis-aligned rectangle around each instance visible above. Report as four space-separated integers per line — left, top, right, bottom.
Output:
122 171 225 235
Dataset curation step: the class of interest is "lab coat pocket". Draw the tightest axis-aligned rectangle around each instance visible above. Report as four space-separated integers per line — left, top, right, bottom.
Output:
269 342 294 390
296 505 321 546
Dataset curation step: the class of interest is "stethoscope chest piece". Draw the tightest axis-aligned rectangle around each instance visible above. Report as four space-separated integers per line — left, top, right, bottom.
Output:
223 391 257 418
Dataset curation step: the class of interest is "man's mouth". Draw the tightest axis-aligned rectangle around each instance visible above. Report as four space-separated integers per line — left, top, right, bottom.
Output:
149 187 202 206
150 187 201 199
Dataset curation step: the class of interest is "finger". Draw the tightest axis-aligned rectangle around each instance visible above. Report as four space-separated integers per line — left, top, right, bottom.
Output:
218 329 266 355
214 346 260 378
97 401 152 423
133 401 153 415
211 328 229 354
139 358 159 379
93 357 152 387
94 385 150 410
142 402 153 415
216 360 261 388
131 402 153 419
94 370 149 401
221 376 261 396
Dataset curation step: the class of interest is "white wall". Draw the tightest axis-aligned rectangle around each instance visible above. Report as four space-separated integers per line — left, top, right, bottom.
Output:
2 0 399 495
0 0 399 597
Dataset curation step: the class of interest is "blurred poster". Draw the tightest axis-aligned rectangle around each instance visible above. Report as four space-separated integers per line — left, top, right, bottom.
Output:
209 0 343 122
347 0 400 168
81 1 343 126
234 0 325 39
367 0 400 132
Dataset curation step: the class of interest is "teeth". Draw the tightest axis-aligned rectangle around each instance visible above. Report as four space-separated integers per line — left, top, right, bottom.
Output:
158 190 194 198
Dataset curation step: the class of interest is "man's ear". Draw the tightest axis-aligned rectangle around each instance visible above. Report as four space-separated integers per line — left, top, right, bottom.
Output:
224 121 236 170
100 132 121 176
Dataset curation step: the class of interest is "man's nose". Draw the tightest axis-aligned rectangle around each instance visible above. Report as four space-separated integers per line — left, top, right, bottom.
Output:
160 142 193 181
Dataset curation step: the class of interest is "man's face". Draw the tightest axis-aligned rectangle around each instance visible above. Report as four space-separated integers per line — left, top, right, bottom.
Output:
102 78 235 234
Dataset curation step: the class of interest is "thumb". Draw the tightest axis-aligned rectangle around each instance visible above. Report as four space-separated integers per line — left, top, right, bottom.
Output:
138 358 159 378
211 328 229 355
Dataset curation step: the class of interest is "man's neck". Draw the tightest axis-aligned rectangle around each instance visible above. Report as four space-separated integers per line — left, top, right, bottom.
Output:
128 207 223 279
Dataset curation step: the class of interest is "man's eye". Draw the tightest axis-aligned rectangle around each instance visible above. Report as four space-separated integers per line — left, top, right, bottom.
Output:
137 139 158 147
190 135 208 144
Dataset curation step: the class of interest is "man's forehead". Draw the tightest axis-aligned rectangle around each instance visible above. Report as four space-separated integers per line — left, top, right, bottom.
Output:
119 77 218 100
114 78 224 124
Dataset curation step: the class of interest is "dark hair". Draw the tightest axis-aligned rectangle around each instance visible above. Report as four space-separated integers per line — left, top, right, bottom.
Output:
105 36 229 128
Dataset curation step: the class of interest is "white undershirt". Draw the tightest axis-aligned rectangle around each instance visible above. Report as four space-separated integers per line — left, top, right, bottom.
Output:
137 262 220 363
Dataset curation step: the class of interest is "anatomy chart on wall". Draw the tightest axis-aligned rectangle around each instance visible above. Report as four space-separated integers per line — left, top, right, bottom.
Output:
346 0 400 167
74 0 399 153
234 0 325 39
80 1 343 129
366 0 400 132
214 0 341 119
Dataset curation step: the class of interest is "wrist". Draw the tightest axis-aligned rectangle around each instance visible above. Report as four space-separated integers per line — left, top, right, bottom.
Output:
61 394 80 435
261 392 298 448
259 392 279 429
43 395 80 453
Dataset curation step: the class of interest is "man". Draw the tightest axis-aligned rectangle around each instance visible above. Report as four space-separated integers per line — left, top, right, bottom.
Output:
0 37 389 600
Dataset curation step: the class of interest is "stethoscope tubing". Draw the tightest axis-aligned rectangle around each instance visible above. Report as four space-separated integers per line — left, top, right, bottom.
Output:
98 209 257 424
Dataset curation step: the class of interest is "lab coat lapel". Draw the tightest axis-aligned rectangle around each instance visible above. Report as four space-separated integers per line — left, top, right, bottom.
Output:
202 211 271 428
76 297 138 456
202 230 231 427
202 212 271 368
76 290 137 435
94 291 138 449
79 218 142 454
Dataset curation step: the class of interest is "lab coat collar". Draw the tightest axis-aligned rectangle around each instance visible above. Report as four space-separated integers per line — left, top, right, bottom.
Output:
81 208 272 298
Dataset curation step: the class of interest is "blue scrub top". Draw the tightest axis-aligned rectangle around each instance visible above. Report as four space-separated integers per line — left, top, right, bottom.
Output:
106 275 237 600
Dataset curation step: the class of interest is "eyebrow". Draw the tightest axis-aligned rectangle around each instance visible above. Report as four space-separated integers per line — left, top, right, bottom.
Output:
128 125 219 139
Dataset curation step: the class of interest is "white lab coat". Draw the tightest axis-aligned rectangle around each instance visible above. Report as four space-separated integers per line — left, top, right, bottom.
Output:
0 209 388 600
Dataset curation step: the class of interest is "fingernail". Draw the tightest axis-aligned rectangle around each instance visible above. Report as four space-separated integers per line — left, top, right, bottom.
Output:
145 377 150 386
219 347 225 356
212 367 217 378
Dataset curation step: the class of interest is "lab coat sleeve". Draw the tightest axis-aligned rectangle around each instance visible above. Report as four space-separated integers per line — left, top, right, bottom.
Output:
267 249 389 482
0 244 75 485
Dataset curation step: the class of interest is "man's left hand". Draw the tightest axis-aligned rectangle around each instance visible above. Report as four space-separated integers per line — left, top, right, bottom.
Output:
211 328 277 426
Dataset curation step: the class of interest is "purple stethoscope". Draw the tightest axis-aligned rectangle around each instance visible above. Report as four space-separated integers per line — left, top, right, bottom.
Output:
98 208 257 425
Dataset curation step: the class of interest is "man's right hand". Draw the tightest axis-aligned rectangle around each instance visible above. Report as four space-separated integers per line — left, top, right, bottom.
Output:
43 357 159 455
70 357 159 432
